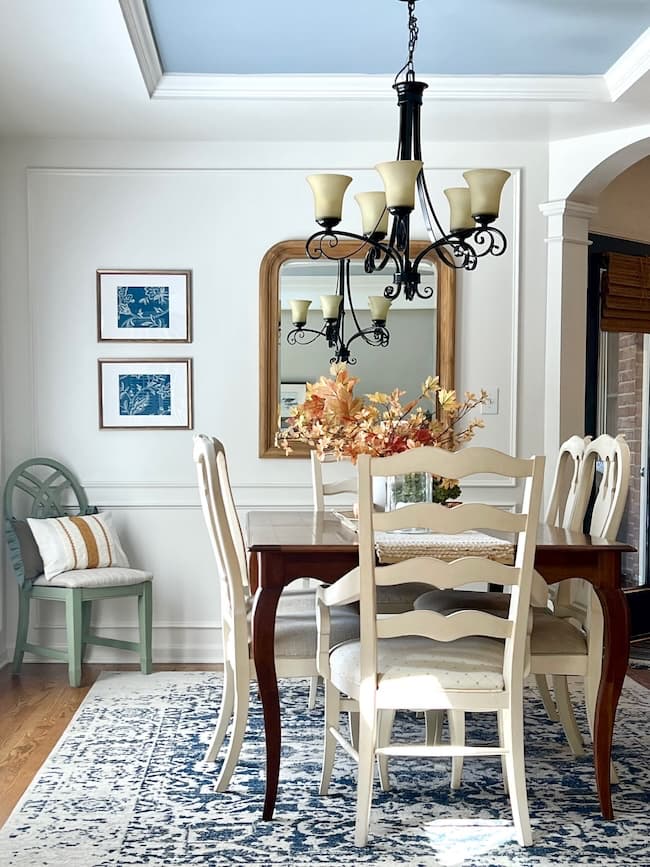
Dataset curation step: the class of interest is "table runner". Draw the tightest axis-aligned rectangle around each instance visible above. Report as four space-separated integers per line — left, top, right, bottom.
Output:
374 530 515 565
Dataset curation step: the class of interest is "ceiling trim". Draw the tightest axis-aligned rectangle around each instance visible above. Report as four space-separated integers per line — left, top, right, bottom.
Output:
151 73 609 103
119 0 162 97
605 27 650 101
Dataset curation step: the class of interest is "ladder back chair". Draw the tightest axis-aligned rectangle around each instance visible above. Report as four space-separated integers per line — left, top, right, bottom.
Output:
5 458 153 687
414 433 630 772
316 446 544 847
193 435 359 790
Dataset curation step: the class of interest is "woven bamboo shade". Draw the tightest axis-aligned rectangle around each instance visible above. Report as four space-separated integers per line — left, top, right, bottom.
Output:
601 252 650 333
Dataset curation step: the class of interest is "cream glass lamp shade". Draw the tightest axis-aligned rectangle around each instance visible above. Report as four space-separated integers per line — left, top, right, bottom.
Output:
462 169 511 219
354 191 389 237
368 296 391 322
320 295 342 320
289 299 311 325
375 160 423 210
306 174 352 221
444 187 474 232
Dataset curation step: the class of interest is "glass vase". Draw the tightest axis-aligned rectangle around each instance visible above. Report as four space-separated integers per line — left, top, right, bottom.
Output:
385 472 433 511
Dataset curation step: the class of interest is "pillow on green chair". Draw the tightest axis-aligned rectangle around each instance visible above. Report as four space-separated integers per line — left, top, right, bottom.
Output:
27 512 130 581
11 519 45 580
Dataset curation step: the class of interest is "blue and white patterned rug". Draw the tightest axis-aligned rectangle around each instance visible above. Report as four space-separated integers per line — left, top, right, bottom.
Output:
1 671 649 867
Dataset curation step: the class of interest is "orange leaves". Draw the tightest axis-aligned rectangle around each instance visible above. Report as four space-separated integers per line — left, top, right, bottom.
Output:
276 363 489 460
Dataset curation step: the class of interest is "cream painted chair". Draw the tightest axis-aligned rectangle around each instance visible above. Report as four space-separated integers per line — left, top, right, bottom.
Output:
415 434 630 769
310 450 357 511
316 446 544 847
193 435 359 790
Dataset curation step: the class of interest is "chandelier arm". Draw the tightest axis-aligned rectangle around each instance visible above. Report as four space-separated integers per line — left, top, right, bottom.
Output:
306 230 377 261
344 325 391 351
286 326 331 347
473 225 508 257
344 260 368 337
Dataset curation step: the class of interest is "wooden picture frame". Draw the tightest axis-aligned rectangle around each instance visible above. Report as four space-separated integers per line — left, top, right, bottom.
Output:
98 358 193 430
97 269 192 343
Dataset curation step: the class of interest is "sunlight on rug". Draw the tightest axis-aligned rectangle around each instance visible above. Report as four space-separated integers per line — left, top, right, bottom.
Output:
0 671 648 866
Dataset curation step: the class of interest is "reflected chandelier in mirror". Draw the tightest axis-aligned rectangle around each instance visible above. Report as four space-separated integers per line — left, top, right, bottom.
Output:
259 240 455 458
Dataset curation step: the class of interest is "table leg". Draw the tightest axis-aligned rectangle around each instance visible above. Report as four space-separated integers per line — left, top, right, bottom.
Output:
252 582 283 821
593 583 630 819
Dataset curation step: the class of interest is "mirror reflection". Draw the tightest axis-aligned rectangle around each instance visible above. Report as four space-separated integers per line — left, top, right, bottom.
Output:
259 240 455 458
280 258 438 399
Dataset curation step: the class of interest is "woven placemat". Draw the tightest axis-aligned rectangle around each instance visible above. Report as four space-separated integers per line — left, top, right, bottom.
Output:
374 530 515 565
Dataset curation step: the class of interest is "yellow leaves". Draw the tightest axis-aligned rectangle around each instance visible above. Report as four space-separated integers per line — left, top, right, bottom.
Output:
366 391 390 404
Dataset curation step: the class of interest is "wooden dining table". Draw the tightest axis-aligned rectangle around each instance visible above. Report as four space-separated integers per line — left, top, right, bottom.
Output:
245 509 634 822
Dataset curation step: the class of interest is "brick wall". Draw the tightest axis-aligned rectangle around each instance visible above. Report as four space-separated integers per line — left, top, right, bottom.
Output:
614 332 643 583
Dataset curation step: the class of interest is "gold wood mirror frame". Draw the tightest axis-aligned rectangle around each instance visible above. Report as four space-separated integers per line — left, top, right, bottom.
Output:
259 239 456 458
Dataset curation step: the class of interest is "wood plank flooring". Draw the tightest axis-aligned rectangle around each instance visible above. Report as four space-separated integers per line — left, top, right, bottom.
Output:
1 663 648 829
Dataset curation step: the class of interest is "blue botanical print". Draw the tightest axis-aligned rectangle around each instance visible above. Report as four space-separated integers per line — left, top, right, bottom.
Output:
117 285 170 329
119 374 171 416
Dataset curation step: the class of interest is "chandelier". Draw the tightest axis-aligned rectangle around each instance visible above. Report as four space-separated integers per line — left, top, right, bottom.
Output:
288 0 510 360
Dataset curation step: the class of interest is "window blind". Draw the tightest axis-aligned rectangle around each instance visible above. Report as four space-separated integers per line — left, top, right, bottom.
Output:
601 251 650 333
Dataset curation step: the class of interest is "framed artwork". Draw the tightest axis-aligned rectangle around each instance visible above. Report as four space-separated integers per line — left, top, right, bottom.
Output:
97 269 192 342
98 358 193 430
279 381 306 428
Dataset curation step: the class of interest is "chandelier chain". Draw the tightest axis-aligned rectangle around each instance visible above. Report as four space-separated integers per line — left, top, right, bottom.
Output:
394 0 419 84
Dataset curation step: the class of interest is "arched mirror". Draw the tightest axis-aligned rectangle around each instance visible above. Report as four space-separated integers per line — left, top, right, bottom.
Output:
259 239 455 458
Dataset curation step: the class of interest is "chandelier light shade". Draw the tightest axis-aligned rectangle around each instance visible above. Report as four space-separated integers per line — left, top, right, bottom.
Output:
303 0 511 307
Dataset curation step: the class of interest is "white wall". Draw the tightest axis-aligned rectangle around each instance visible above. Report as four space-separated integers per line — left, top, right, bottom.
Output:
0 136 549 663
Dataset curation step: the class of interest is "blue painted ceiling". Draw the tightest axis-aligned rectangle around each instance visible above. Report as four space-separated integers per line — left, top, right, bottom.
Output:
144 0 650 77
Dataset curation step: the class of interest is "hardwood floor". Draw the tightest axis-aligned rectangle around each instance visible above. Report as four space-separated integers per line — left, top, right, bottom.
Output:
1 662 648 829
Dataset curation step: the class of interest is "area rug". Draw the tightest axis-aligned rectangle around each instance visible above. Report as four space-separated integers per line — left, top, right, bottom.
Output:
1 672 648 867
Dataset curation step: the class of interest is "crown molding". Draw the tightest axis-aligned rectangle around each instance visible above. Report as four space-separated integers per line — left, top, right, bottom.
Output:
119 0 162 97
605 27 650 101
151 73 608 103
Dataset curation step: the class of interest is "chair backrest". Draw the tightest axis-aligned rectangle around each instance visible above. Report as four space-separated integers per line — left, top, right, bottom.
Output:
3 458 92 586
580 434 631 541
193 435 250 651
356 446 544 692
311 451 357 511
544 435 591 530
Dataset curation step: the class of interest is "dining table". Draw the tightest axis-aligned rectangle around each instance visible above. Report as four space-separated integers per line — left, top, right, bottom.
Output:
245 508 634 822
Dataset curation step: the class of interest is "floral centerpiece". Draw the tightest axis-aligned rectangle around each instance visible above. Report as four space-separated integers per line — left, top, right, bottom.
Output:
277 363 488 505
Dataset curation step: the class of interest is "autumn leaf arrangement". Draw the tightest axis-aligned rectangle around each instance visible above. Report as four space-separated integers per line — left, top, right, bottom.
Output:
277 364 488 484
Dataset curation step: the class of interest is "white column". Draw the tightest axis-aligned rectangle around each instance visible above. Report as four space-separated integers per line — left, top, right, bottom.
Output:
539 199 598 471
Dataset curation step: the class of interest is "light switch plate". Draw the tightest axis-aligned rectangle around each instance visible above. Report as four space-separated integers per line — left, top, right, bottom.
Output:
482 387 499 415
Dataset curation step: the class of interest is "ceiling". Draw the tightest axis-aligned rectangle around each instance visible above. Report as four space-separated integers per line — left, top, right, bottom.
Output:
0 0 647 142
145 0 649 76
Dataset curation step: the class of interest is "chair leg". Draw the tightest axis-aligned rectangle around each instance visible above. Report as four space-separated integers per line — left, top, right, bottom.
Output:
138 582 153 675
12 586 31 675
497 709 508 795
348 710 360 750
377 709 395 792
81 601 92 662
320 679 341 796
354 699 377 847
307 675 319 710
552 675 584 757
448 710 465 790
534 674 559 721
214 665 250 792
64 589 83 687
205 658 235 762
424 709 444 745
500 707 533 847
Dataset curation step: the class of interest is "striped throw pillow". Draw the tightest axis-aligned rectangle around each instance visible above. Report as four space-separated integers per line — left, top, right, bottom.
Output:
26 512 129 581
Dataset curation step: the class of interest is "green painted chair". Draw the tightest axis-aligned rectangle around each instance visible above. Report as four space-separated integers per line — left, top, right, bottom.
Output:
5 457 153 687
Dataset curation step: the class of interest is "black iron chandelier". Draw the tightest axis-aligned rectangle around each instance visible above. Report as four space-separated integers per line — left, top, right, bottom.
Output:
288 0 510 362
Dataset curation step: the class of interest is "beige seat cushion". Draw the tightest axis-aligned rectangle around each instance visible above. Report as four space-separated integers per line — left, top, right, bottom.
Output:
414 589 587 657
274 606 359 659
330 635 505 706
33 567 153 589
530 608 587 656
